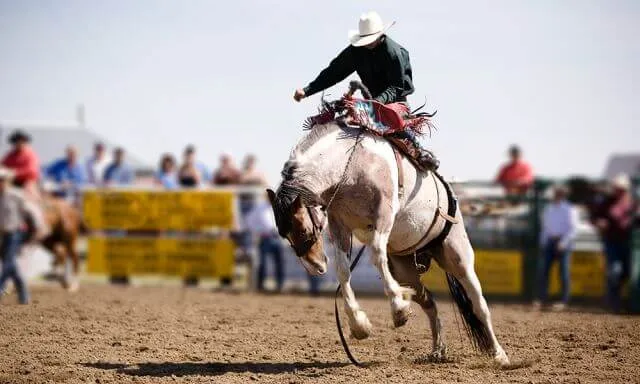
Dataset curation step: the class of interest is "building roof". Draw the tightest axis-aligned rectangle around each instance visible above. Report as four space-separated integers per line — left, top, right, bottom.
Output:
0 123 151 171
603 153 640 179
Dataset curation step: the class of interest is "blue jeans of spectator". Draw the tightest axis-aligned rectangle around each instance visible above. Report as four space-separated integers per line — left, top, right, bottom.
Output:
257 235 284 291
0 231 29 304
537 239 571 304
308 275 322 296
603 239 630 312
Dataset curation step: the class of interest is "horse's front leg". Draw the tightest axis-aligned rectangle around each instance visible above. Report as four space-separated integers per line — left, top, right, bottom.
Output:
370 231 414 328
330 219 372 340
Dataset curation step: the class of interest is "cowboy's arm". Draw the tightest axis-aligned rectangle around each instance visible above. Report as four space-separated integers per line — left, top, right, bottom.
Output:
374 49 411 104
302 47 356 98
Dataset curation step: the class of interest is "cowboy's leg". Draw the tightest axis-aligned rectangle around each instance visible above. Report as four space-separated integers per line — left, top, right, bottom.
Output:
330 217 371 340
369 231 414 328
389 131 439 171
8 232 28 303
0 232 29 303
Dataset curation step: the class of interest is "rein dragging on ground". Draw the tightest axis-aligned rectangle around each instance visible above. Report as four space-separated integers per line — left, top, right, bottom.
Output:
334 237 367 367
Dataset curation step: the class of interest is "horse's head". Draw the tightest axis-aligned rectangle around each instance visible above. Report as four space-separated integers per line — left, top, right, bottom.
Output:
266 188 328 276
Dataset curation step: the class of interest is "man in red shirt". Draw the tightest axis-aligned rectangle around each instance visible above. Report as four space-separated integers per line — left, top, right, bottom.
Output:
495 145 534 195
1 131 40 194
1 130 48 241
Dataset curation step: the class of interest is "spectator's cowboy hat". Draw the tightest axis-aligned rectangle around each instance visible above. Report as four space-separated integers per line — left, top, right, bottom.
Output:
0 167 15 180
611 173 631 191
8 130 31 144
348 11 395 47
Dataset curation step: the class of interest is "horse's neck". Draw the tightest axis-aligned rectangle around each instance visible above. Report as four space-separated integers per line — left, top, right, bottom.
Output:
292 130 353 200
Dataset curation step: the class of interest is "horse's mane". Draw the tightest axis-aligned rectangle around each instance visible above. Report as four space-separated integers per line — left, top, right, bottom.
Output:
292 122 341 154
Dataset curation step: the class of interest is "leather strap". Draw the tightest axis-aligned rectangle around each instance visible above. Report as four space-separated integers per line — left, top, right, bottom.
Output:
390 172 441 256
392 148 405 200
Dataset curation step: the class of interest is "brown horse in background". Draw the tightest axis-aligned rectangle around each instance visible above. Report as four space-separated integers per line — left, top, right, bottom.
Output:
32 193 85 291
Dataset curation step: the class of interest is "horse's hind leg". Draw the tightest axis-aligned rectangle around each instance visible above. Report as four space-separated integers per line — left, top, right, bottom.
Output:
369 231 414 328
439 224 509 366
389 255 446 360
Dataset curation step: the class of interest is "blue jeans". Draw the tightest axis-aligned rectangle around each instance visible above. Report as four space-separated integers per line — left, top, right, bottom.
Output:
0 232 29 304
537 239 571 304
308 275 322 296
257 236 284 291
603 239 630 312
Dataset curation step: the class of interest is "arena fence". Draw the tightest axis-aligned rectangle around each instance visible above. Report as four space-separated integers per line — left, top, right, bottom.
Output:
79 179 640 312
420 178 640 312
80 186 263 284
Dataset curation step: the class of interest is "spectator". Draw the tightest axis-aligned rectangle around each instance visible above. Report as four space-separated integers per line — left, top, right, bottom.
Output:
184 145 210 181
239 154 268 186
155 153 178 189
45 146 86 199
85 142 110 185
591 173 635 313
213 154 241 185
495 145 534 196
103 147 133 186
178 147 202 188
243 193 284 292
1 130 40 198
533 185 578 311
0 168 31 304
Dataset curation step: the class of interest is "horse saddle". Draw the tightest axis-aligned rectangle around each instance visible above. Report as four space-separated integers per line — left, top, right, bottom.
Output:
304 97 437 173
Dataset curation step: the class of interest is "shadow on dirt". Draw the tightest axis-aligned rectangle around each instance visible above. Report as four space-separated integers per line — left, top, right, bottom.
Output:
82 361 350 377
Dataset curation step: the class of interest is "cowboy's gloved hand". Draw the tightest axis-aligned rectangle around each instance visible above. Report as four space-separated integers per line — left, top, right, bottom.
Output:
293 89 305 102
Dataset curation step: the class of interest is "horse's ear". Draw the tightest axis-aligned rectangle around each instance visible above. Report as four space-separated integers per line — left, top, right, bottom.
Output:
266 189 276 207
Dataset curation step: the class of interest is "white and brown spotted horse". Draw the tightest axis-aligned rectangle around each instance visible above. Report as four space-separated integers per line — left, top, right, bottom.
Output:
267 105 510 365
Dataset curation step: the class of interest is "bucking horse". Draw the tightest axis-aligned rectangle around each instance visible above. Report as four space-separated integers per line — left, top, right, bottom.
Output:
267 82 510 366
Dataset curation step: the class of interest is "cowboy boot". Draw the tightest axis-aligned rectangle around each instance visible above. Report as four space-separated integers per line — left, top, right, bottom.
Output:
407 134 440 171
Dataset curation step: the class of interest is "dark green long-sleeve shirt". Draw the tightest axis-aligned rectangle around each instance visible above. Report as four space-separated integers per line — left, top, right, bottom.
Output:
303 36 415 104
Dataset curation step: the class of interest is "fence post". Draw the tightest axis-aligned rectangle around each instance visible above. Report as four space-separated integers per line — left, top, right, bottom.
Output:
629 177 640 314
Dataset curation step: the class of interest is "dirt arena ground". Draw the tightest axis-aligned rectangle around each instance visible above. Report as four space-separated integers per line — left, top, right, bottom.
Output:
0 284 639 384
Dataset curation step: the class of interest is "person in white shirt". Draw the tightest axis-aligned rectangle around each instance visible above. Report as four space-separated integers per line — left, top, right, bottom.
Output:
243 196 284 292
534 185 578 310
85 142 111 186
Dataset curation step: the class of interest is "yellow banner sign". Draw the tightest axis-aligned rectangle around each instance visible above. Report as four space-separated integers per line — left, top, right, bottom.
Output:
547 251 605 297
86 236 235 278
420 249 523 295
82 190 236 230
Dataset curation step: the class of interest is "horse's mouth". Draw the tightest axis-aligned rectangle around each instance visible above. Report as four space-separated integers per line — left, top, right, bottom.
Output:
301 257 327 276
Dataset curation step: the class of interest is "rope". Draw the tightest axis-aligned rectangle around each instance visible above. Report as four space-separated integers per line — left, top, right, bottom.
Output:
324 131 363 212
334 237 367 367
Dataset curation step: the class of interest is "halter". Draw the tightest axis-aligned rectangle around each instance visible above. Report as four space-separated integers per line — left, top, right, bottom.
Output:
288 205 326 257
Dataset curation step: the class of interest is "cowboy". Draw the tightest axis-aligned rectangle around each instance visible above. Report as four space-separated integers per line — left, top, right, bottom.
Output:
293 11 438 171
1 130 40 195
0 168 31 304
1 130 49 241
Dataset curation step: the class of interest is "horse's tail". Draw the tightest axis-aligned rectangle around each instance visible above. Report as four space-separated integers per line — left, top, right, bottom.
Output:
445 272 493 355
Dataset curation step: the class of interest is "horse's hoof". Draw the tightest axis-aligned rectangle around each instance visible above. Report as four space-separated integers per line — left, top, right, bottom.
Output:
494 350 510 367
67 281 80 293
392 299 412 328
427 344 448 362
350 310 372 340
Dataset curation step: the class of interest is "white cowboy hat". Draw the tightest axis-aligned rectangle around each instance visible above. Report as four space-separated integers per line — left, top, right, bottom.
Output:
348 11 395 47
0 167 14 180
611 173 631 190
